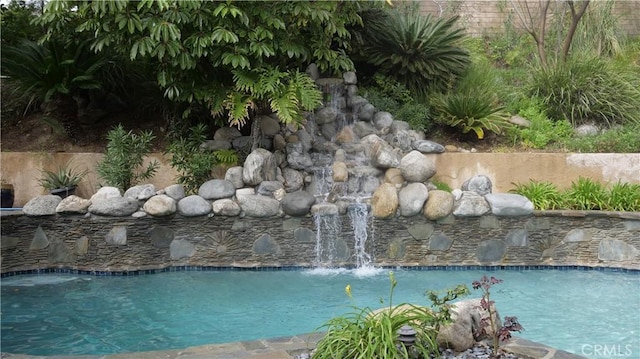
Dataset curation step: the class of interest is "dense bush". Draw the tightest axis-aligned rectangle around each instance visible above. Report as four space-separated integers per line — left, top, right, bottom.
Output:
529 56 640 128
563 124 640 153
506 98 573 149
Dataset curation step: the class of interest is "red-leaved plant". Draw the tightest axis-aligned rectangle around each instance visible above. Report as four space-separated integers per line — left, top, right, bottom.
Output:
472 275 524 357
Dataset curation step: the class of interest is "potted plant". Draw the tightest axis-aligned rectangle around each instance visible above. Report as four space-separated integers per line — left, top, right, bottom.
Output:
38 163 88 199
1 178 14 208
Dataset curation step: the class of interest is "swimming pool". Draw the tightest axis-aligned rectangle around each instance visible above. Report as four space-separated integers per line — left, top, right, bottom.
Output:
1 267 638 358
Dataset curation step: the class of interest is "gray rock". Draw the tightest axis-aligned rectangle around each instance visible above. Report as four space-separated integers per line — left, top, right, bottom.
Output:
177 195 212 217
509 115 531 127
384 130 414 152
48 237 74 263
453 191 491 217
90 187 121 203
306 63 319 80
198 179 236 200
56 195 91 214
253 234 281 255
438 299 501 352
398 182 429 217
399 150 437 182
294 227 316 243
89 197 140 216
30 226 49 250
477 239 506 262
76 236 89 255
243 148 277 186
150 226 174 248
352 121 378 138
575 124 600 137
462 175 493 195
106 226 127 245
282 168 304 192
484 193 534 216
231 136 252 151
429 232 453 250
164 184 186 201
373 111 393 131
259 114 281 136
320 123 338 140
286 143 314 170
23 195 61 216
224 166 245 189
316 106 339 125
199 139 232 151
343 71 357 85
212 198 242 216
413 140 445 154
371 143 401 169
281 191 316 217
237 194 281 217
389 120 411 133
214 126 242 142
170 239 195 259
564 228 592 242
505 229 528 247
257 181 285 197
124 184 156 200
311 203 339 215
407 223 434 240
143 195 176 216
598 239 639 261
358 103 376 122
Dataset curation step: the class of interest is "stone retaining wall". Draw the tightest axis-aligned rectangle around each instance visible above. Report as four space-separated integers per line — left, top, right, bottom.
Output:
2 211 638 274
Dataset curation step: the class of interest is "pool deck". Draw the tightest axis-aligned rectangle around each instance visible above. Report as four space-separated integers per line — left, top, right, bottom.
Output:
0 334 587 359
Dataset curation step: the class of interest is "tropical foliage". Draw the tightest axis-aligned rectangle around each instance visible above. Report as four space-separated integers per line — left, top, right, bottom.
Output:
37 0 364 128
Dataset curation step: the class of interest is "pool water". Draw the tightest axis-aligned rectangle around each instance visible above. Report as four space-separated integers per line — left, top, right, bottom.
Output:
1 268 638 358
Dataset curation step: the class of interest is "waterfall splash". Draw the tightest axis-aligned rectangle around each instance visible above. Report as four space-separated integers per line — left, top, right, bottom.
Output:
312 205 343 268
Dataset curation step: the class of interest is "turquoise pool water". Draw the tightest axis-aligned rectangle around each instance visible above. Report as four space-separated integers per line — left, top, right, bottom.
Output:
1 268 638 358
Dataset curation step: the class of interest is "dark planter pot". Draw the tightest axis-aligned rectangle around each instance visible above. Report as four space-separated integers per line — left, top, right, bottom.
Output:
1 184 15 208
50 186 76 199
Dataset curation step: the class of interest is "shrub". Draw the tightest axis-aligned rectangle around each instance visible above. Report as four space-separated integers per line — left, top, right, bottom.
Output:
97 125 159 191
38 162 88 191
563 177 608 211
510 180 565 210
313 272 469 359
431 63 512 139
361 74 433 132
563 124 640 153
166 124 238 195
507 98 573 149
605 182 640 212
357 8 470 95
529 56 640 128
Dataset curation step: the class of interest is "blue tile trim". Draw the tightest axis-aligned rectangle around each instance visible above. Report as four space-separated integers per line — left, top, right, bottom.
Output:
1 265 638 278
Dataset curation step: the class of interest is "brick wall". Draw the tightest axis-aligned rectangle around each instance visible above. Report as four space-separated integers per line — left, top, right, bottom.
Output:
418 0 640 36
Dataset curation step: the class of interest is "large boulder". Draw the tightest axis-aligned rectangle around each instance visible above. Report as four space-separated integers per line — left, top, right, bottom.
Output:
90 187 121 203
198 179 236 200
281 191 316 217
437 298 501 352
163 184 186 201
371 183 398 219
177 195 211 217
398 183 429 217
484 193 534 216
55 195 91 214
89 197 139 216
143 195 176 217
23 195 61 216
224 166 245 189
282 168 304 192
256 181 285 198
399 150 436 182
423 190 454 220
243 148 277 186
237 194 281 217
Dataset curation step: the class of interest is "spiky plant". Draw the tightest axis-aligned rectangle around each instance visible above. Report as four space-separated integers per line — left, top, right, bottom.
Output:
358 9 470 95
0 39 107 139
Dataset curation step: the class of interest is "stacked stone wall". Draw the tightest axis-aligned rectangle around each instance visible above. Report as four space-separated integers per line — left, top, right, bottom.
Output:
2 211 638 274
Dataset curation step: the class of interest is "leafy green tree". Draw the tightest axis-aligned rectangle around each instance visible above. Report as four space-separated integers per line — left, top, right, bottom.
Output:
0 0 45 45
38 0 365 129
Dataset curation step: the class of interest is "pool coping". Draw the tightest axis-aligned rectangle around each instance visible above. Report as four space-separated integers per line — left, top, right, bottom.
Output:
0 334 588 359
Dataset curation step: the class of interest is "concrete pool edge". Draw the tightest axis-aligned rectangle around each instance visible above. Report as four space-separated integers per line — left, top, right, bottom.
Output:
0 333 587 359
